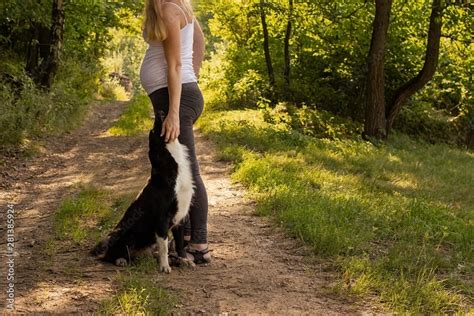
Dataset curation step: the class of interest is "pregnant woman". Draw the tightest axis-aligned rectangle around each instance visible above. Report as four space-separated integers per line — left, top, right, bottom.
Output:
140 0 210 264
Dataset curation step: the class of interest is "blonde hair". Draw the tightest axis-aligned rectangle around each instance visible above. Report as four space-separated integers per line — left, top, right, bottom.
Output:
143 0 193 43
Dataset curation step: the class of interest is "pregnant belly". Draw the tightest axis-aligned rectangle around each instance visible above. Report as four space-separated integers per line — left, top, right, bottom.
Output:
140 60 167 92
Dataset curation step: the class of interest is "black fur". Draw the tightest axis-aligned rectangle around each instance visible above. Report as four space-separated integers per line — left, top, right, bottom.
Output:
90 112 188 265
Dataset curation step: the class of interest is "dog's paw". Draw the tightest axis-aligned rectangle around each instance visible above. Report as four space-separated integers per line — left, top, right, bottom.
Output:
115 258 128 267
178 257 196 269
159 264 172 273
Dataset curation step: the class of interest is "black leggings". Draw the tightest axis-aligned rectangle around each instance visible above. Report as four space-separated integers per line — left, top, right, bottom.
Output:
148 82 208 244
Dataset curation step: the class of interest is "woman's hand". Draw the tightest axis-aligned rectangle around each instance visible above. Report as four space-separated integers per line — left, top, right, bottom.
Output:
161 111 180 142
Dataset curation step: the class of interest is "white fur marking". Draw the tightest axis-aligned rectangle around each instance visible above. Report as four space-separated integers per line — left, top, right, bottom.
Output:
115 258 127 267
166 139 195 225
157 236 171 273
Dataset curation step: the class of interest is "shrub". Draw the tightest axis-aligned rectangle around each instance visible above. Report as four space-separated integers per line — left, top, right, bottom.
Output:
0 57 93 148
232 69 269 108
261 101 363 140
98 77 130 101
394 101 460 145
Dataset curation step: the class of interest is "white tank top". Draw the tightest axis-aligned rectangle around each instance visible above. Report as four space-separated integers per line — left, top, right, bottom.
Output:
139 3 197 95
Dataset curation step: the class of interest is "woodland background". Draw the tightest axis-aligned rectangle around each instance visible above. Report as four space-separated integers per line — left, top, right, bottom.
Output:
0 0 472 313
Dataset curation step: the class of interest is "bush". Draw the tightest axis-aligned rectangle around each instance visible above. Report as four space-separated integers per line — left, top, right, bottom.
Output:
0 57 93 148
100 27 147 92
261 101 363 140
232 69 269 108
394 101 461 145
0 84 23 145
98 77 130 101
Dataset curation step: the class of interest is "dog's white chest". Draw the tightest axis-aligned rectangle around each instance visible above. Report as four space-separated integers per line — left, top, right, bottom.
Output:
165 140 195 225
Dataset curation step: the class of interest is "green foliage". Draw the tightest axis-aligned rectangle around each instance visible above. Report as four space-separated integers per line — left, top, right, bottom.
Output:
395 101 461 145
1 0 142 63
233 69 269 108
197 100 473 313
0 0 146 148
100 26 147 92
98 77 130 101
63 1 143 63
198 0 473 143
261 101 364 140
0 57 90 147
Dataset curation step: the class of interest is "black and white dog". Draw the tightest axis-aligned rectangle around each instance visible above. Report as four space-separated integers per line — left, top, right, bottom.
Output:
90 111 194 273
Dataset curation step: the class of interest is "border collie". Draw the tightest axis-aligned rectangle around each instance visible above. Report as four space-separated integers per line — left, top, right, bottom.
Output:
90 111 195 273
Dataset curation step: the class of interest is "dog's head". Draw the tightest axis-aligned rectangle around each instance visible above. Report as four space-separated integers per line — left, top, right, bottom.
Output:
90 237 110 258
149 129 166 166
149 114 176 175
149 110 178 181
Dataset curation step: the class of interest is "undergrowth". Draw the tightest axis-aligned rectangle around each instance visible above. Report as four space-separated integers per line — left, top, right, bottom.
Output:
0 56 98 149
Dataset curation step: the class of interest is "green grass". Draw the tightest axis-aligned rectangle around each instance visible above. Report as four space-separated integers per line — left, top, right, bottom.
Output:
53 184 117 244
53 184 175 314
196 95 473 313
99 256 176 315
108 94 154 136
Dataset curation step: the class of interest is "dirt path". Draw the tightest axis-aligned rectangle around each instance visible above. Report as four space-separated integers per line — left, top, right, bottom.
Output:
0 101 383 314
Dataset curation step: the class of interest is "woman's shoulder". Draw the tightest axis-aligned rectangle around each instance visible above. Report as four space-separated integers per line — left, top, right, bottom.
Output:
162 1 193 23
162 1 185 14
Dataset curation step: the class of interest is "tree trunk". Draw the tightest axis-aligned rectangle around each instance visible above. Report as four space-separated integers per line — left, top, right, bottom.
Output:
34 0 65 89
283 0 293 90
259 0 275 89
26 24 40 75
363 0 393 139
466 128 474 150
26 24 50 75
386 0 444 133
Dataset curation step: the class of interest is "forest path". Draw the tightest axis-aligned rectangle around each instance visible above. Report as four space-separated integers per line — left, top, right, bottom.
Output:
0 100 382 314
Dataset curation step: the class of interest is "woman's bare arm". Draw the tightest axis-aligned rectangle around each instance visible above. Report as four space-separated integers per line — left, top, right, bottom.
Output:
161 3 184 142
193 18 205 79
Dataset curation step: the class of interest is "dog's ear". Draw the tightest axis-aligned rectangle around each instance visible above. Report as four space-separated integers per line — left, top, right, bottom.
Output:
152 113 165 138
